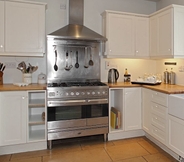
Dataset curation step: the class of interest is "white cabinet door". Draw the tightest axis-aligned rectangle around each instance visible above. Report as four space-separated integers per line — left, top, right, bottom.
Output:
150 15 157 57
0 91 27 146
4 1 45 56
107 13 134 57
157 9 172 56
142 88 152 134
168 115 184 157
0 1 4 52
135 17 149 57
124 88 142 131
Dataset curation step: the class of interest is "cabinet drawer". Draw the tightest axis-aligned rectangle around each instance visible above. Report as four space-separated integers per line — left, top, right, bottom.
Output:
151 113 166 132
151 102 167 118
152 91 168 107
151 125 166 145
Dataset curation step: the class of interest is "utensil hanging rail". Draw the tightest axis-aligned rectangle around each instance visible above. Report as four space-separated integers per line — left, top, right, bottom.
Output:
53 44 96 49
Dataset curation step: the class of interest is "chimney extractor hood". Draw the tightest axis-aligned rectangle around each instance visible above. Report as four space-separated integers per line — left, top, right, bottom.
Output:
48 0 107 42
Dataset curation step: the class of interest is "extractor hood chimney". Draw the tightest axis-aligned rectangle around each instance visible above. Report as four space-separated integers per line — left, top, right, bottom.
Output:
48 0 107 42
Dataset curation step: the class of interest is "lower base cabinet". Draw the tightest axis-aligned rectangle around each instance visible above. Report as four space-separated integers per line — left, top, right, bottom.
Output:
0 91 27 146
168 114 184 158
0 90 46 148
109 88 142 137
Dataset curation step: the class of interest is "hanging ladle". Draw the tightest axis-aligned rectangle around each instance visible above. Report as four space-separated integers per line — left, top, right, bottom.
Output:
53 46 58 71
75 51 79 68
88 47 94 66
65 51 73 71
84 47 89 68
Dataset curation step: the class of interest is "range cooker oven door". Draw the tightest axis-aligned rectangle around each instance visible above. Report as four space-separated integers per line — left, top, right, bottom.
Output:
47 103 108 128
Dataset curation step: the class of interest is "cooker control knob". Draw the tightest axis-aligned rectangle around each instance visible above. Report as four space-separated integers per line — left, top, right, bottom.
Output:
71 92 74 96
65 92 69 96
92 91 95 95
97 91 100 95
102 91 106 94
87 92 90 95
76 92 79 95
81 92 85 95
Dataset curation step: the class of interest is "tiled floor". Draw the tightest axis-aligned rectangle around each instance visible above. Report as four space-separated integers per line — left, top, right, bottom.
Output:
0 136 178 162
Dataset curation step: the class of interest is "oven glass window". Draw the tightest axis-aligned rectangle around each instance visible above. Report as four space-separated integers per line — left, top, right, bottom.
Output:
48 106 86 121
88 104 108 118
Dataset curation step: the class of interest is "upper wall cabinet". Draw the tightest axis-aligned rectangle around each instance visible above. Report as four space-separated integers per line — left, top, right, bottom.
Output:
0 1 47 57
150 5 184 58
0 1 4 53
101 11 149 58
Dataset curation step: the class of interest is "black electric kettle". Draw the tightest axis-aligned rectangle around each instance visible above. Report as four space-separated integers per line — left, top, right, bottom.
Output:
108 68 119 83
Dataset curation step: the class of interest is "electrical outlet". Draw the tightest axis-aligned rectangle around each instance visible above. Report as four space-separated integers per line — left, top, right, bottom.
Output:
105 61 110 69
5 62 16 68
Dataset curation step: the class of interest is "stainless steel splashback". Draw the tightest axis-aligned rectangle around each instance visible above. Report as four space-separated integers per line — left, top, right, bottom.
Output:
47 39 101 83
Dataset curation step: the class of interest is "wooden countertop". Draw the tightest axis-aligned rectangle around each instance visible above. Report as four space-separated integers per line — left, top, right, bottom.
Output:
0 84 46 91
1 82 184 94
107 82 184 94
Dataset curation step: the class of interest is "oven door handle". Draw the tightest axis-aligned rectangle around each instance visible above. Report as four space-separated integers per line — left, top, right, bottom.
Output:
87 99 108 103
48 100 86 105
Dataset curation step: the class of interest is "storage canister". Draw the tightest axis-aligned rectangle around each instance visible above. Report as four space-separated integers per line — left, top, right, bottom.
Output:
168 68 175 85
164 69 169 84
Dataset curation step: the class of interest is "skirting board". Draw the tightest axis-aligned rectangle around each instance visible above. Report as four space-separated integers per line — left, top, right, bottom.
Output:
0 141 47 155
108 129 145 141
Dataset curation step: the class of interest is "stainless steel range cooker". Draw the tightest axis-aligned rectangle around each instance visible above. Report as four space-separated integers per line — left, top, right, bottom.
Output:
47 81 109 149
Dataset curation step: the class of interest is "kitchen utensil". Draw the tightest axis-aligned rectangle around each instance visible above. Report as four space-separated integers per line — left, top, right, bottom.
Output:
84 47 89 68
88 47 94 66
0 63 3 70
0 63 3 71
65 51 73 71
53 46 58 71
18 62 26 73
75 51 79 68
2 65 6 72
108 68 119 83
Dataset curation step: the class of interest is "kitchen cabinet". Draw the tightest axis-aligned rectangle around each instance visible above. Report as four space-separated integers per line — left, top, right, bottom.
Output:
109 88 124 132
28 90 46 142
102 11 149 58
0 1 4 52
124 88 142 131
168 114 184 158
150 5 184 58
142 88 152 134
109 87 142 133
0 0 46 57
142 88 168 145
0 91 27 146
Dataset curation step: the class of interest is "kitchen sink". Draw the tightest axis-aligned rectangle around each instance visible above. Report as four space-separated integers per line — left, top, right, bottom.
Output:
168 94 184 120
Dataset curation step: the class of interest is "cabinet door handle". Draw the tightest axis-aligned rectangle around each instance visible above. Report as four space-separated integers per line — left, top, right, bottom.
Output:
22 96 25 99
0 45 3 48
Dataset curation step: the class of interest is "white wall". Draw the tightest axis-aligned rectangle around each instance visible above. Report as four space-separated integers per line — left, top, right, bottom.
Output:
155 59 184 86
0 0 157 84
101 58 157 82
157 0 184 10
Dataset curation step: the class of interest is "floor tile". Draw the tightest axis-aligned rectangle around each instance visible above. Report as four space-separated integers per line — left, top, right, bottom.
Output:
43 148 112 162
81 140 114 150
138 140 159 154
12 157 42 162
105 142 149 161
143 153 176 162
117 156 147 162
112 137 145 146
11 150 50 160
0 154 11 162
